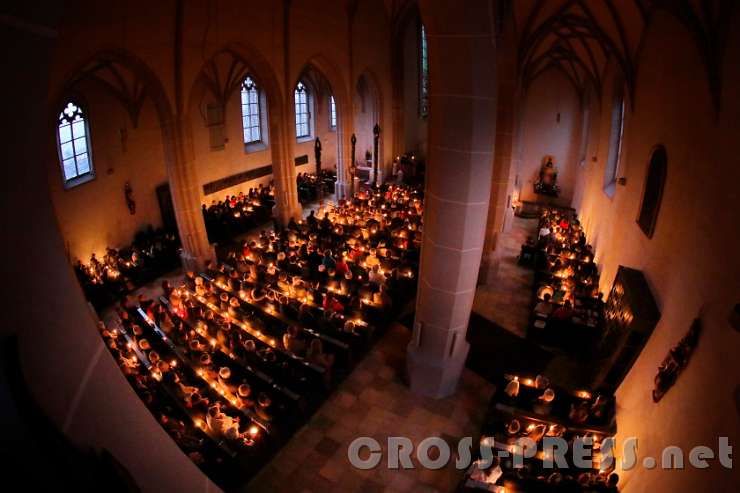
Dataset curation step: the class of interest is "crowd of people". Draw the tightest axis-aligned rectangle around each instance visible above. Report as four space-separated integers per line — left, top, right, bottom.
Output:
201 184 275 244
296 170 336 203
457 205 621 492
74 226 180 310
521 208 605 353
461 373 618 493
97 182 424 487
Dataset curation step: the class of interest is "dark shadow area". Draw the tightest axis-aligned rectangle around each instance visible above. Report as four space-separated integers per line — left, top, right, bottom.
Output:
0 335 140 492
465 312 554 382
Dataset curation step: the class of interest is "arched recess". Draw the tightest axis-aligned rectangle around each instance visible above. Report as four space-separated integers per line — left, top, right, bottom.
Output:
389 1 424 160
51 48 213 269
354 69 384 183
294 55 354 199
188 43 301 223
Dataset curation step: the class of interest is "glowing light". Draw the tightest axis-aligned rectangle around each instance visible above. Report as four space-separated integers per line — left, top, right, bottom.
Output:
576 390 592 400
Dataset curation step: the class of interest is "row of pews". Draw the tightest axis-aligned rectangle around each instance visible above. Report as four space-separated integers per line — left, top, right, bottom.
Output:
297 170 336 203
460 206 620 492
523 208 605 355
74 226 181 311
202 185 275 245
458 373 618 493
98 182 424 489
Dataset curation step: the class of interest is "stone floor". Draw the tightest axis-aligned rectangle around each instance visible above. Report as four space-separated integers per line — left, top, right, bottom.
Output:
472 216 538 338
244 323 495 493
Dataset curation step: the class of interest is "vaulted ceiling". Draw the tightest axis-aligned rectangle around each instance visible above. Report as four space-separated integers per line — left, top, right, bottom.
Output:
387 0 736 112
509 0 735 110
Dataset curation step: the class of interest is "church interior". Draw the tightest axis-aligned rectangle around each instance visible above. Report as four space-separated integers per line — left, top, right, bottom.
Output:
1 1 739 492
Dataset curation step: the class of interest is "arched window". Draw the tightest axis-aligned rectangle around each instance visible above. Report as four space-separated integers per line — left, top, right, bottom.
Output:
57 101 94 187
294 81 311 139
637 146 667 238
329 95 337 130
240 76 262 144
604 89 625 196
419 23 429 117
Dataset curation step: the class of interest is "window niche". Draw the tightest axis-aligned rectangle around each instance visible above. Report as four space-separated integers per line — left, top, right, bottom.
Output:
604 85 626 197
637 145 667 239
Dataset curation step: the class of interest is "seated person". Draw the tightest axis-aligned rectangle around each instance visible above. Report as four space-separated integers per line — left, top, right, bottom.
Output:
569 401 590 424
365 249 381 268
282 325 307 355
467 456 502 486
532 387 555 415
534 293 554 317
603 473 619 493
307 338 334 370
235 383 255 410
551 300 574 321
255 392 273 422
334 255 350 276
368 264 385 286
323 294 345 313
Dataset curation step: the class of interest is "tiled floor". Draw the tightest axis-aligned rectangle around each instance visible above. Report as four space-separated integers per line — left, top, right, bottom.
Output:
472 216 538 338
244 323 495 493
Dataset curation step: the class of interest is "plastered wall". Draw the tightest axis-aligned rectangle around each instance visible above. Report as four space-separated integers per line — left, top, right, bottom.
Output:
571 12 740 492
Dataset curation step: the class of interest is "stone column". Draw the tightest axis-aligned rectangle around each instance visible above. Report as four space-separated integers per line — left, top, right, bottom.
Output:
336 2 356 200
161 116 214 272
407 0 497 398
271 103 303 225
479 25 518 284
373 123 381 186
334 112 354 200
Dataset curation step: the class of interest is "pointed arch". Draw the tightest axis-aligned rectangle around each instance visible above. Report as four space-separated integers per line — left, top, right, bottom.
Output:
294 54 354 197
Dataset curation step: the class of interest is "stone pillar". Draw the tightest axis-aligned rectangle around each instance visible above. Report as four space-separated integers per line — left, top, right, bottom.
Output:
479 25 518 284
271 103 303 224
161 116 214 272
373 123 381 186
334 117 354 200
407 0 497 399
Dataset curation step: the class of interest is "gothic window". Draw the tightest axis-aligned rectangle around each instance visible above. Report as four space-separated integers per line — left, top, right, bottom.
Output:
57 101 94 187
295 81 311 139
329 95 337 129
240 76 262 144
